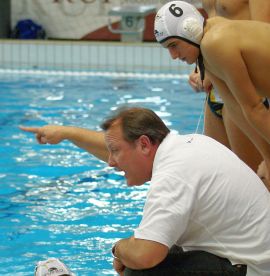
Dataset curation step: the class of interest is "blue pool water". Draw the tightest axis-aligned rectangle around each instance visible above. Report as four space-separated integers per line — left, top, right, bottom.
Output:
0 72 204 275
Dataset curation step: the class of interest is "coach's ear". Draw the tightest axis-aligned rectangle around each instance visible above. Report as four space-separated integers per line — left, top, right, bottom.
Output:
137 135 153 155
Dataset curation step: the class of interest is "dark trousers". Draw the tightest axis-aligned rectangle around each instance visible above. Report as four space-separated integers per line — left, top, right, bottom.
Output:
124 246 247 276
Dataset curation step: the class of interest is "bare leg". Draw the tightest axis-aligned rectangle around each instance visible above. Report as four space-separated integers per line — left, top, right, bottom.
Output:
204 99 265 182
203 101 231 149
222 106 263 173
210 82 270 190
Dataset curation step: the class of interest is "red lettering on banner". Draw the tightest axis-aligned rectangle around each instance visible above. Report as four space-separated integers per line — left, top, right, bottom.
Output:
53 0 98 3
53 0 73 3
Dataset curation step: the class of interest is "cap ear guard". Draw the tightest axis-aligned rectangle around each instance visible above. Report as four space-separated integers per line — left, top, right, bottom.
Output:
180 17 203 44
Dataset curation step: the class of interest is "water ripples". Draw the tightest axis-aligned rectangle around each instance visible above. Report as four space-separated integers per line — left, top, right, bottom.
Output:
0 73 204 275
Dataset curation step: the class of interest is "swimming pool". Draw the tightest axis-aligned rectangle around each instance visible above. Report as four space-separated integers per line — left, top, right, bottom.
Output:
0 72 204 275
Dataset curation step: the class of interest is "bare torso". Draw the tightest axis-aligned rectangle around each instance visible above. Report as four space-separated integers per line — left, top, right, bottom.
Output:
202 0 250 19
201 1 270 97
203 17 270 98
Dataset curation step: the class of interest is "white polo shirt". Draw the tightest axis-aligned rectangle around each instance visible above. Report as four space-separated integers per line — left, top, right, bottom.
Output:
134 133 270 276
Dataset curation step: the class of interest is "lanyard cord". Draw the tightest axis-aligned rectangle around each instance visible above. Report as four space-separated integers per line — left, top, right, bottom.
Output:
194 51 205 134
194 102 204 134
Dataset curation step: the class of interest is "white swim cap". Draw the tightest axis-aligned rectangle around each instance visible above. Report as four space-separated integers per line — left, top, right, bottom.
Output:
34 258 75 276
154 1 204 47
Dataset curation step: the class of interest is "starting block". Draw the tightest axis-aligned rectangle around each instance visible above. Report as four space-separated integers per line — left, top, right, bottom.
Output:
108 5 156 42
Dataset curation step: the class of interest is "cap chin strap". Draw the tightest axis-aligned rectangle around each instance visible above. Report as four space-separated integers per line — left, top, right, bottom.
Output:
194 51 205 88
197 52 205 82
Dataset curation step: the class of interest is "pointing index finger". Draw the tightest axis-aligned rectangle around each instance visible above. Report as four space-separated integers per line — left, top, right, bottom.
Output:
19 126 41 133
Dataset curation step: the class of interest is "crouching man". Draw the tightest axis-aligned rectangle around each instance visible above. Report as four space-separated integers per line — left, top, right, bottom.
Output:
21 107 270 275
